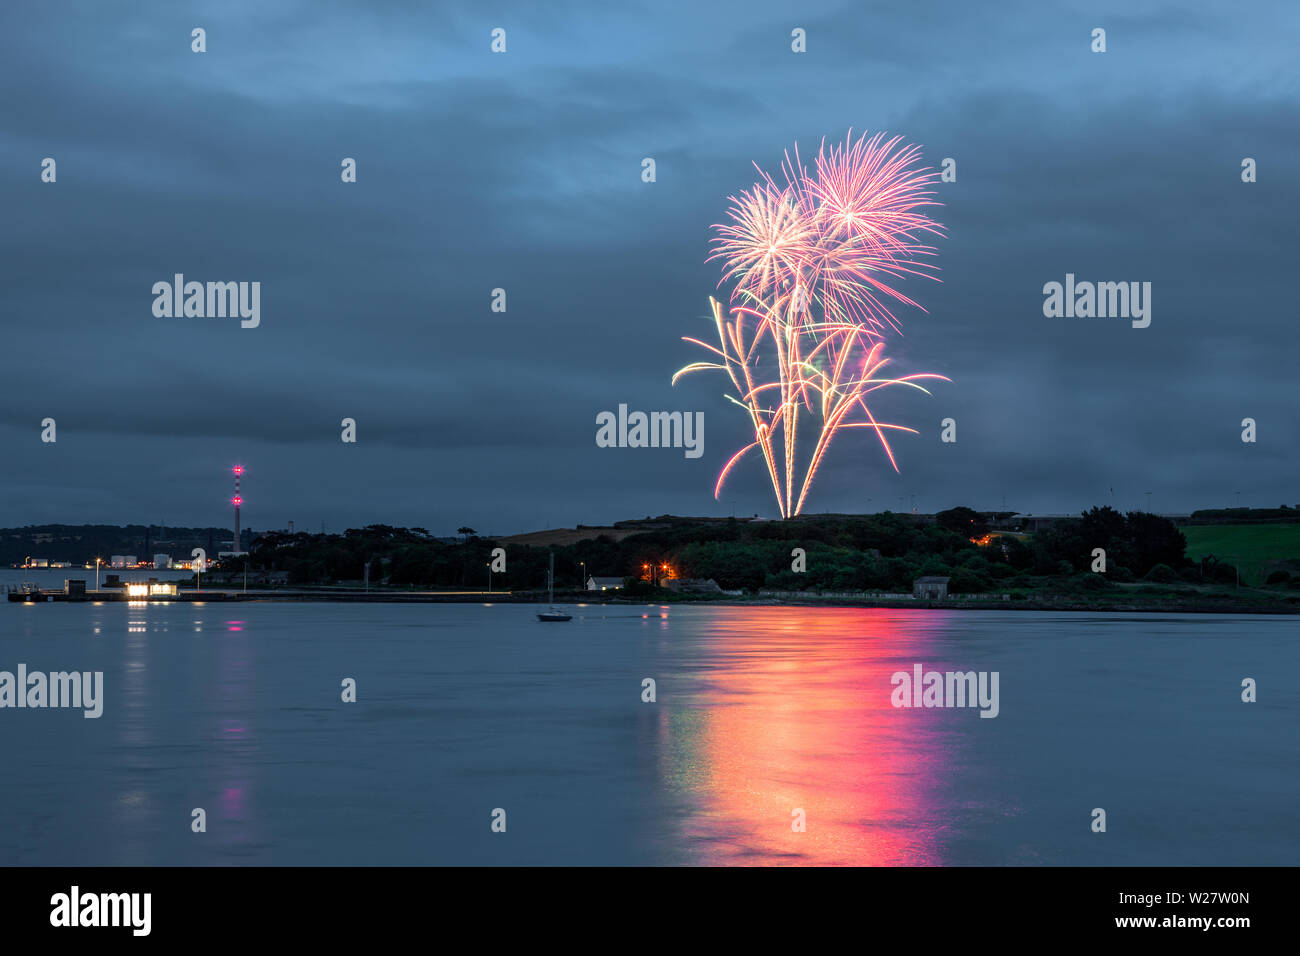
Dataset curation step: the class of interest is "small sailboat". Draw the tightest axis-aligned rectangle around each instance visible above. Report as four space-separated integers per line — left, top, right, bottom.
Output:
537 552 572 622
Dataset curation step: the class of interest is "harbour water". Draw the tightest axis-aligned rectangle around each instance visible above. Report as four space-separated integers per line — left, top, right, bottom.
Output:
0 596 1295 865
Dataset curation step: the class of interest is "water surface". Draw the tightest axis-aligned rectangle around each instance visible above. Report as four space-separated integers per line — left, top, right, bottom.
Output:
0 601 1294 865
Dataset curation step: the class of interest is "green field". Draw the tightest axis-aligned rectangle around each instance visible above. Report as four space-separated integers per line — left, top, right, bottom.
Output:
1182 524 1300 586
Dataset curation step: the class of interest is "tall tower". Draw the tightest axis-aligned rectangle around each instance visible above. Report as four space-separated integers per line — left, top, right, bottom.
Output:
232 465 244 552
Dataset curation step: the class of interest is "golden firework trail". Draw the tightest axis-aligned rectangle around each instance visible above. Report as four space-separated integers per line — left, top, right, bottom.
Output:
674 131 948 517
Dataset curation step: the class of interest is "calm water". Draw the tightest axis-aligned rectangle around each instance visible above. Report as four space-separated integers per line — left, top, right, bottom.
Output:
0 596 1295 866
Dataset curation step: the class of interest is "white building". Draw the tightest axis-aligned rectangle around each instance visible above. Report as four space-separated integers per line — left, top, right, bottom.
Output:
126 582 178 598
110 555 137 569
586 576 624 591
153 554 172 569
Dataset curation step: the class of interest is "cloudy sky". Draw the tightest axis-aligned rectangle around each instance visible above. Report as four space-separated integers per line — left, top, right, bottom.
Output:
1 0 1295 535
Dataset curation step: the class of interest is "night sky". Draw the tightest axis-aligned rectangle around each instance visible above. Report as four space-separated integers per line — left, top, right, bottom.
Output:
2 0 1295 535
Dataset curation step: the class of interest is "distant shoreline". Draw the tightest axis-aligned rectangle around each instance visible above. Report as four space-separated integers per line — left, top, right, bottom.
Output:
7 587 1297 615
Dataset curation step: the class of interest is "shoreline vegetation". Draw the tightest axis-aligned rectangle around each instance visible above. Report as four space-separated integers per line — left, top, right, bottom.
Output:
9 580 1300 614
7 506 1300 614
9 585 1297 614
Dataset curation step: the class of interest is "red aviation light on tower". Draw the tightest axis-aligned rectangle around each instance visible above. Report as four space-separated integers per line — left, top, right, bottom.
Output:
231 465 245 550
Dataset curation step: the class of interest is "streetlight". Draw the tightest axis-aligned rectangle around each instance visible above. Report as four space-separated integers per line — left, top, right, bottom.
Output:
95 557 101 591
486 562 492 593
579 561 586 589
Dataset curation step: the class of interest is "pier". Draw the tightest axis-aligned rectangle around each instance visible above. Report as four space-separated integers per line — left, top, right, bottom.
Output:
5 585 525 604
7 587 231 603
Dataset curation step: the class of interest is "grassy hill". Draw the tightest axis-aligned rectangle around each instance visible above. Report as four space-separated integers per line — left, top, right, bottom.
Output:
1183 524 1300 585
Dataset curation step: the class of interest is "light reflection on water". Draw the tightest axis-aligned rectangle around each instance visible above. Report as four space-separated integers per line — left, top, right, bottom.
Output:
654 608 971 865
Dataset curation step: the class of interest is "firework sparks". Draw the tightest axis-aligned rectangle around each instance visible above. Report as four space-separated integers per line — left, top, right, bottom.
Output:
675 131 948 517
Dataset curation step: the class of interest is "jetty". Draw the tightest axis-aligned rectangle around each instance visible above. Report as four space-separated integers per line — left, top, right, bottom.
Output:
5 582 526 604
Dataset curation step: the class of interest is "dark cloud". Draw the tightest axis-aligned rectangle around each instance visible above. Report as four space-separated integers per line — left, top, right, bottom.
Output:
0 0 1295 533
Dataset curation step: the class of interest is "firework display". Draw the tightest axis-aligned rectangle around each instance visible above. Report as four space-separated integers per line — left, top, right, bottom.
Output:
674 131 949 517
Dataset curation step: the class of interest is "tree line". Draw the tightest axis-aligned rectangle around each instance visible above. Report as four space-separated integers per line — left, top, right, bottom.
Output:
213 507 1208 593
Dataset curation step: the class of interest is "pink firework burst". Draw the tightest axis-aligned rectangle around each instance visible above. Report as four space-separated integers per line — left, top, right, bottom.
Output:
676 131 949 517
